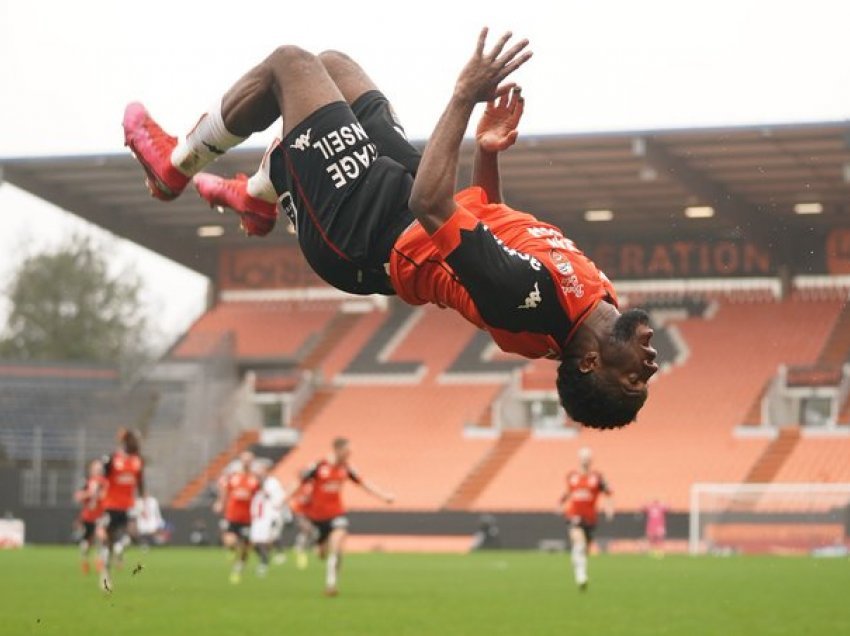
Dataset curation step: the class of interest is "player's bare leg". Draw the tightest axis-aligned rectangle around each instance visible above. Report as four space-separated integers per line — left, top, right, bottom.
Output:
254 543 270 577
99 526 121 592
230 536 251 584
324 528 347 597
569 525 589 590
193 48 387 233
124 45 344 224
293 516 313 570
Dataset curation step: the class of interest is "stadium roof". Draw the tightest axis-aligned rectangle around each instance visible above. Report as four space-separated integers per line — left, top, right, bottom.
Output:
2 120 849 278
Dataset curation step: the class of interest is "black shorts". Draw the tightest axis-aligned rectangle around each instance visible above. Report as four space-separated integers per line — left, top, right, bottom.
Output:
568 517 596 545
309 516 350 545
103 509 129 534
81 521 97 543
269 91 420 296
225 521 251 541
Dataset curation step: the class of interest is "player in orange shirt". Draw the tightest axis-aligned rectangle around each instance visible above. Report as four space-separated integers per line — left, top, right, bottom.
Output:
124 28 657 429
288 438 394 596
99 429 145 590
214 451 261 584
74 458 108 575
558 447 613 590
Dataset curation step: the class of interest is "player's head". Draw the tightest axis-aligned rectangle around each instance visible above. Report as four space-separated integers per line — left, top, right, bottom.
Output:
239 451 254 472
332 437 351 462
88 458 104 477
118 428 141 455
253 458 272 479
557 308 658 430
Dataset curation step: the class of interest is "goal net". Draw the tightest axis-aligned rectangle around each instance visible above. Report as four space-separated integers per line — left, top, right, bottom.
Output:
689 483 850 555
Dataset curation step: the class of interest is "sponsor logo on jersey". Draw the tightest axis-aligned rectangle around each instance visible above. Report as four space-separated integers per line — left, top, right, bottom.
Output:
560 275 585 298
555 261 574 276
517 282 542 309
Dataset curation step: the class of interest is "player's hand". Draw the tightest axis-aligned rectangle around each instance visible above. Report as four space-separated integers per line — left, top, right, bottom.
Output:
605 509 615 522
454 28 532 104
384 494 396 505
212 501 222 514
476 86 524 153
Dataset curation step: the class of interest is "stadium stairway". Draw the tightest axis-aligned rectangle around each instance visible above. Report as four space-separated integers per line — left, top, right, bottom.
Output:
742 428 801 483
291 388 336 431
170 429 259 508
815 300 850 368
443 429 530 510
299 312 362 372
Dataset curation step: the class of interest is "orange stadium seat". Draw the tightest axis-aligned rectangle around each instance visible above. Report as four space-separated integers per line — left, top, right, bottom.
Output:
773 438 850 483
172 300 340 360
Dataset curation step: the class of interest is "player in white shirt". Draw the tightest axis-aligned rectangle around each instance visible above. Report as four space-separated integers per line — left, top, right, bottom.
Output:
133 494 164 550
250 459 289 576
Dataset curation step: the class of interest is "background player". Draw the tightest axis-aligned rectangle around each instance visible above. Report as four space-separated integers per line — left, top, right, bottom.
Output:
99 429 144 591
644 499 668 558
289 437 394 596
133 492 165 550
558 447 613 591
214 451 261 584
249 458 288 577
123 28 658 431
73 459 107 576
288 471 315 570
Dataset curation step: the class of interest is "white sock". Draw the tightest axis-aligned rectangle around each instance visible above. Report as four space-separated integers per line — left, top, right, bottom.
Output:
326 554 338 588
295 533 307 552
246 147 277 203
571 543 588 585
100 546 111 570
113 541 125 557
171 102 246 177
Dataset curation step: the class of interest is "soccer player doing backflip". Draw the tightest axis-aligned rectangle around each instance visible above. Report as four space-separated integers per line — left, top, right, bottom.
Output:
123 28 658 429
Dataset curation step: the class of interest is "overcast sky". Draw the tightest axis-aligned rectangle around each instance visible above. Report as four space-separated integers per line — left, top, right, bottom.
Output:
1 0 848 345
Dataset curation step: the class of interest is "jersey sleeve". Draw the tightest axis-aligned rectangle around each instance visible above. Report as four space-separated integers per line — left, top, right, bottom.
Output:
347 466 362 485
430 207 567 338
300 463 319 483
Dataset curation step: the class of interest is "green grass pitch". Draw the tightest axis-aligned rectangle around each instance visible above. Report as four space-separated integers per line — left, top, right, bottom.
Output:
2 547 849 635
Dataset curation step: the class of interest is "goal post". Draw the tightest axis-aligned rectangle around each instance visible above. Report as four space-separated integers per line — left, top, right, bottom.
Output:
689 483 850 555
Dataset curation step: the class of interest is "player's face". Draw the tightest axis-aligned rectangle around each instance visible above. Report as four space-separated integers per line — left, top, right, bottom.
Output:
335 444 351 463
240 452 254 471
602 308 659 396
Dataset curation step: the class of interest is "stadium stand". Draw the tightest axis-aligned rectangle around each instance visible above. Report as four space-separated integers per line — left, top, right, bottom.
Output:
271 384 503 510
171 300 341 361
773 437 850 483
170 429 259 508
470 296 843 511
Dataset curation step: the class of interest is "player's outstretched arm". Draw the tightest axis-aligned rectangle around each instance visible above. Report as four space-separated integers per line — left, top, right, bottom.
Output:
409 28 531 234
473 87 525 204
359 479 395 505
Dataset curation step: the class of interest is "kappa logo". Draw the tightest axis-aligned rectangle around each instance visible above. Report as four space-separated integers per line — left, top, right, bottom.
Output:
289 128 312 151
517 282 542 309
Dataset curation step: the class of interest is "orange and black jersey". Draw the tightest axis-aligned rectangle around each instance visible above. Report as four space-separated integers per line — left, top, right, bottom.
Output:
390 187 618 360
300 459 361 521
